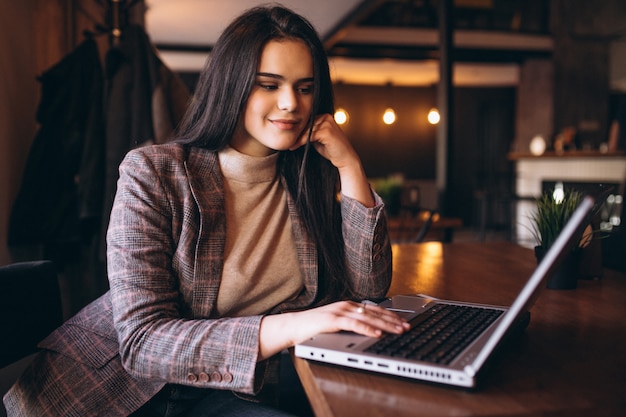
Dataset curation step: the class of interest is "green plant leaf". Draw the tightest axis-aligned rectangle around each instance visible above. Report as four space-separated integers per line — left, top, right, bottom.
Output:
528 188 584 249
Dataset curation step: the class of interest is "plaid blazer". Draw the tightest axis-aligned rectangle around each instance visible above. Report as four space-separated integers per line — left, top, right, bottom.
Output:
4 143 392 416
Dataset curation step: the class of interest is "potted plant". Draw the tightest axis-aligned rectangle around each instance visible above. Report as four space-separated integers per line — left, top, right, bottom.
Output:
371 175 404 216
528 187 593 289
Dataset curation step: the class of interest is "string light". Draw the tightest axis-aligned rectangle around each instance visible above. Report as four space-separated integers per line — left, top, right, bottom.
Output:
383 108 396 125
427 108 440 125
383 81 397 125
334 108 349 125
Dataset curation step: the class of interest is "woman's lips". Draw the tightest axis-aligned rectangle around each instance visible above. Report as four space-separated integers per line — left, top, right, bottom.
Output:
271 119 299 130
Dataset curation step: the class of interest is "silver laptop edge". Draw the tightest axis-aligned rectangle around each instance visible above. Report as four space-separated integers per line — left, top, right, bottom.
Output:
295 293 505 386
465 195 594 376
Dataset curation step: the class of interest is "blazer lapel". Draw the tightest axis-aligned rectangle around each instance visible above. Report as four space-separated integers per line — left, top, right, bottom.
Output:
184 147 226 318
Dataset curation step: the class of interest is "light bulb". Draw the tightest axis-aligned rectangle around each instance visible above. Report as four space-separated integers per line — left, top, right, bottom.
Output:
427 108 440 124
383 108 396 125
334 108 349 125
553 182 565 204
530 135 546 155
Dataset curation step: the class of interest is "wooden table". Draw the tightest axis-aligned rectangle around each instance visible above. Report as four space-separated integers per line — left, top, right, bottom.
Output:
292 242 626 416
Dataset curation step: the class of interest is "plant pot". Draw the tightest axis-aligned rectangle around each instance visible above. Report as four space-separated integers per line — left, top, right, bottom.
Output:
534 246 580 290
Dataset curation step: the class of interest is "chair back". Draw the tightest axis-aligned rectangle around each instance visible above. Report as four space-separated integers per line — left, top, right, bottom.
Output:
397 185 438 243
0 260 63 368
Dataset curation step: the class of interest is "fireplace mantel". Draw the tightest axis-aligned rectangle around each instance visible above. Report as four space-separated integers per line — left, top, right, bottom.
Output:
508 150 624 160
510 152 626 247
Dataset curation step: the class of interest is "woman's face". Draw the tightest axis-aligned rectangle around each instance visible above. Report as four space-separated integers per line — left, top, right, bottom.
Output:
230 39 314 157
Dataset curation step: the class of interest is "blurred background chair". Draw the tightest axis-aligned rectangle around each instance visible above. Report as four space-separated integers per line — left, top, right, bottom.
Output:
0 260 63 416
395 184 439 243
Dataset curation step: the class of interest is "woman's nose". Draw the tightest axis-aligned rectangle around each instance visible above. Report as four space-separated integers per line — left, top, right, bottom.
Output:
278 88 297 112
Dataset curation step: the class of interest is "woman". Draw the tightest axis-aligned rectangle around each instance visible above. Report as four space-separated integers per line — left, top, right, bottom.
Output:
4 5 407 416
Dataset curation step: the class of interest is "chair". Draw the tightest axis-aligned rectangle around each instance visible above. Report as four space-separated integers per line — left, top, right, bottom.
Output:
0 261 63 416
395 184 439 243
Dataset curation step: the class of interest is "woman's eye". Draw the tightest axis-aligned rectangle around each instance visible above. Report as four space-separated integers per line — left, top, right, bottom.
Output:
258 83 278 90
298 85 313 94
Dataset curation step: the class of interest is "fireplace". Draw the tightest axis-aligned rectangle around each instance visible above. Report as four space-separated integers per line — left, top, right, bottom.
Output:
509 151 626 248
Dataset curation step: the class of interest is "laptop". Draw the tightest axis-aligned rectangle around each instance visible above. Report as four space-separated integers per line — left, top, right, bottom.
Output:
295 195 596 388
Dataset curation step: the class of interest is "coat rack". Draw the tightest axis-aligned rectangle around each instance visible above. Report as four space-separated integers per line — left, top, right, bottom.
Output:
81 0 141 46
110 0 122 45
107 0 143 46
108 0 126 46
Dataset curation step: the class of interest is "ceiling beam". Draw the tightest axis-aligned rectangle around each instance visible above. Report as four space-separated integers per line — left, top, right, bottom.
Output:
334 27 554 50
328 44 551 63
322 0 386 49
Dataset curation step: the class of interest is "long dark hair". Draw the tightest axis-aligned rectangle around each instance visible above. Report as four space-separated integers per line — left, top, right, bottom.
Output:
177 5 351 300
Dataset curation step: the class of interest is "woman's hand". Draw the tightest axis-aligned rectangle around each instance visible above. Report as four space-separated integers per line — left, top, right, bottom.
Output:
290 114 375 207
258 301 410 361
290 114 356 170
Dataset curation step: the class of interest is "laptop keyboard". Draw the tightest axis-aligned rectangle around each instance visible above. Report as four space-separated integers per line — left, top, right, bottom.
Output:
365 303 503 365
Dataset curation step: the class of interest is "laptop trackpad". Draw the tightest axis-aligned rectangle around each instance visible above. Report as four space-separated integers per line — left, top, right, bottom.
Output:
378 294 435 320
386 309 418 320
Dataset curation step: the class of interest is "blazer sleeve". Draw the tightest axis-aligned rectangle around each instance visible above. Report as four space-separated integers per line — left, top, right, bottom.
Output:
106 148 266 395
340 191 393 301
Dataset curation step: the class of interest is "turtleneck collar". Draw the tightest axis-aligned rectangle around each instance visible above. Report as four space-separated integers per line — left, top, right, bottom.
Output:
218 145 279 183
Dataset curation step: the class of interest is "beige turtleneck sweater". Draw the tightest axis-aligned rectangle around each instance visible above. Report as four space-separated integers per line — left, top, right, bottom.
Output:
215 146 304 317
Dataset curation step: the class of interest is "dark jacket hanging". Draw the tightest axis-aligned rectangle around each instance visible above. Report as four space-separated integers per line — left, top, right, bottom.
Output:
8 39 105 252
9 25 190 269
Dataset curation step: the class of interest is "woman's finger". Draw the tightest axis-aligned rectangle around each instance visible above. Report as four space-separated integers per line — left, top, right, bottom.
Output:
342 301 410 336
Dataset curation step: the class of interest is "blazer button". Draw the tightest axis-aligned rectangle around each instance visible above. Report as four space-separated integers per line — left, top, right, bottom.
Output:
198 372 210 382
211 371 222 383
186 373 198 383
223 372 233 383
373 243 381 251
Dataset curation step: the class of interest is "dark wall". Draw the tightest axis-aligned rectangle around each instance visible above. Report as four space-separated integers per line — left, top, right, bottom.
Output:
450 87 516 225
334 83 516 225
334 83 438 179
551 0 618 148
